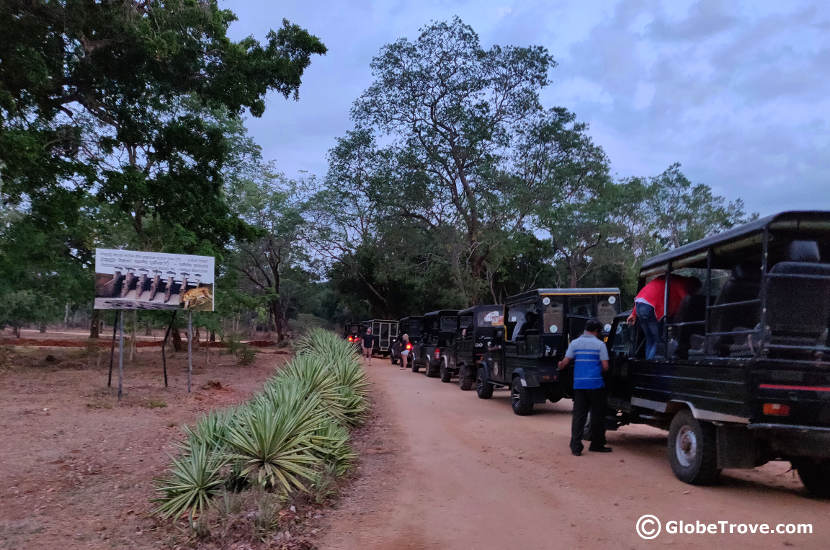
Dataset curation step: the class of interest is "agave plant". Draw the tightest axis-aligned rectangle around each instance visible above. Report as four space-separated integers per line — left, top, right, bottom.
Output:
155 329 369 522
275 355 354 425
296 329 361 367
295 329 369 396
337 385 369 427
154 441 228 520
311 419 356 476
179 408 236 453
224 385 328 492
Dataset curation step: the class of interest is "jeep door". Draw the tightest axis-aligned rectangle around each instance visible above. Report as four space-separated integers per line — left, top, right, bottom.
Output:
606 314 636 409
503 300 542 382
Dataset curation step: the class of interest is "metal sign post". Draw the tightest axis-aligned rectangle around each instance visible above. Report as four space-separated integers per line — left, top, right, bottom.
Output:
187 310 193 393
107 310 119 388
117 311 124 400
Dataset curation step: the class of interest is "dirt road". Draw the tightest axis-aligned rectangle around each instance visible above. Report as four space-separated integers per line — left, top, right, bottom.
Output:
320 360 829 549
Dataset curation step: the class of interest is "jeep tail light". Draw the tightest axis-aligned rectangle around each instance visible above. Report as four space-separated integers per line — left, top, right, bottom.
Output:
406 343 412 350
762 403 790 416
347 336 353 342
434 348 440 359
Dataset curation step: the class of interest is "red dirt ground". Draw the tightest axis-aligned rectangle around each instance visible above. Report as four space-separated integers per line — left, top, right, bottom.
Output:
0 344 284 549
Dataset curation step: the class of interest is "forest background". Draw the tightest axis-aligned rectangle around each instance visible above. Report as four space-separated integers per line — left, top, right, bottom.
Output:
0 2 751 343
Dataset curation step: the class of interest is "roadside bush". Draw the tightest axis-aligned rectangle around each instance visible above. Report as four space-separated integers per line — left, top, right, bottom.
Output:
237 345 257 366
180 409 236 454
154 441 228 521
225 390 326 492
226 333 258 366
154 329 366 522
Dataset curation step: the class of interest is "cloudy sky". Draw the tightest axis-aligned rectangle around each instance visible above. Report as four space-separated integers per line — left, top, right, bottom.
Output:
223 0 829 216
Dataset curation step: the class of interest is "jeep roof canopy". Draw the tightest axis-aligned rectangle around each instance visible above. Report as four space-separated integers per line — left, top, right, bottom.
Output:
422 310 459 333
506 288 620 303
398 316 424 337
640 211 830 276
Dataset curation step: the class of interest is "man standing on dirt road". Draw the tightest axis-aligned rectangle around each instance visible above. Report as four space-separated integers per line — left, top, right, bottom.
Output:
558 318 611 456
362 327 373 364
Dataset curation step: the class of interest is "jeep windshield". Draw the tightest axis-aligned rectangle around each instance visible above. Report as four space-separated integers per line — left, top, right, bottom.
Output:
440 316 458 332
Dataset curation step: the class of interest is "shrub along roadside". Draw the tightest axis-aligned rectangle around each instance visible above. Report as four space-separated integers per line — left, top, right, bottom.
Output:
153 329 368 523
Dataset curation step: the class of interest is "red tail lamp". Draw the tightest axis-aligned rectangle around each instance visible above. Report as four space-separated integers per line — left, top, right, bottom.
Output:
434 348 441 359
762 403 791 416
406 343 412 350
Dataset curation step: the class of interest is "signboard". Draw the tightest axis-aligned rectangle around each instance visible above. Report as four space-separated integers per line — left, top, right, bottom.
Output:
94 249 215 311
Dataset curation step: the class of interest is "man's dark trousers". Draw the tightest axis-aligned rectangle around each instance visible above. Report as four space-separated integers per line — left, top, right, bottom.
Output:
570 388 607 453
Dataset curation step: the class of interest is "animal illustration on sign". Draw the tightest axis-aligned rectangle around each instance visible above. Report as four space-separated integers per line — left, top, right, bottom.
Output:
182 286 212 310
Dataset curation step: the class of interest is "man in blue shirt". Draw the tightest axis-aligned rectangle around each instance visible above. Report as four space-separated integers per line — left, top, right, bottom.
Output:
558 318 611 456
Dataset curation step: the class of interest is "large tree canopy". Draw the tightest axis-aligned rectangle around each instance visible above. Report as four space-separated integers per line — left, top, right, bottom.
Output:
0 0 325 334
318 17 753 318
350 17 556 293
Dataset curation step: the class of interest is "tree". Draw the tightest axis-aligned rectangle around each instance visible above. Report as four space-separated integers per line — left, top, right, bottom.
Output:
543 165 754 300
350 17 554 300
228 167 312 342
0 1 326 334
644 163 752 250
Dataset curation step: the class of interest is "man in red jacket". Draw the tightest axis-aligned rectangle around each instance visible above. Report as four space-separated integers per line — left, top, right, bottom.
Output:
626 274 701 359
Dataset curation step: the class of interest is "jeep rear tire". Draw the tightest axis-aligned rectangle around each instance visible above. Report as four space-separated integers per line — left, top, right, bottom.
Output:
668 410 720 485
476 367 494 399
411 358 420 373
511 376 533 415
440 360 452 383
793 458 830 498
459 366 474 391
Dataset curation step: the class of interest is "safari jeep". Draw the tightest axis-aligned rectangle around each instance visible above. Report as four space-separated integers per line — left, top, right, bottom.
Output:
412 310 459 378
603 211 830 497
452 305 503 390
362 319 398 357
343 322 362 352
391 316 423 367
477 288 620 415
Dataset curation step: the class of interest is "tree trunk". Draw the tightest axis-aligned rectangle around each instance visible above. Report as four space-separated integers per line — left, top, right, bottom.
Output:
209 330 216 342
172 326 182 352
269 300 285 343
13 326 21 338
90 309 100 339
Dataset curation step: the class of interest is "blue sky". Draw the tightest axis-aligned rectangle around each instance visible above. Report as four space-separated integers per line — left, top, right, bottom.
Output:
223 0 830 215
